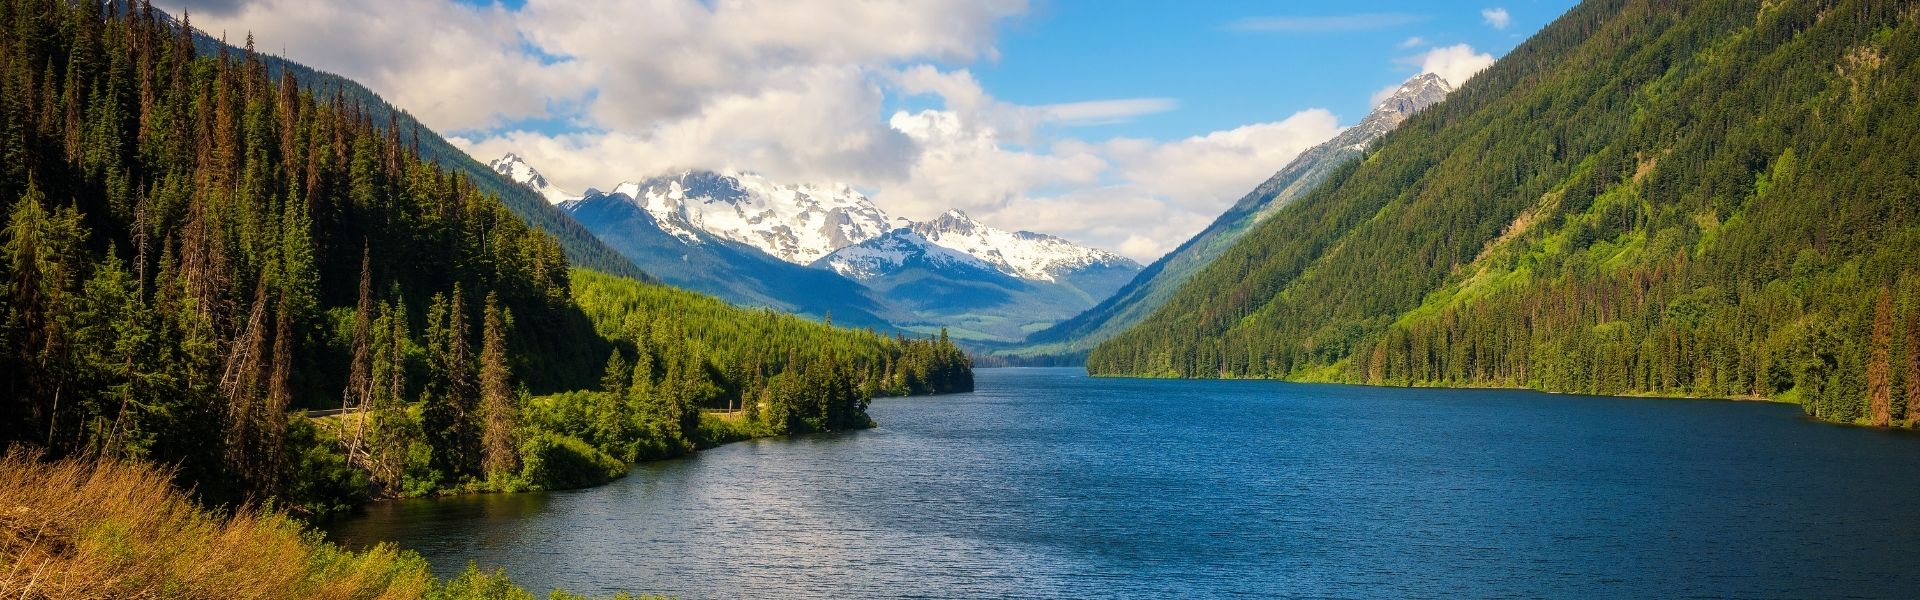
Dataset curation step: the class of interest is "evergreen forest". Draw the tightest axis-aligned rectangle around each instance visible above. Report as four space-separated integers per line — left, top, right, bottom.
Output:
1089 0 1920 427
0 0 970 518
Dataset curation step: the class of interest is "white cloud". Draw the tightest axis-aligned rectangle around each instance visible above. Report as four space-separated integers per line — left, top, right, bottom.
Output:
1481 7 1511 29
1040 98 1179 126
160 0 580 132
1103 110 1341 211
1412 44 1497 88
516 0 1026 132
1375 43 1496 104
1399 36 1426 49
164 0 1376 262
455 64 920 188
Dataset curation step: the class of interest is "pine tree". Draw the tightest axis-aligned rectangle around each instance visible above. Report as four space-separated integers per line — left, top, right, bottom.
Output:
1907 282 1920 427
342 245 374 467
1869 288 1894 426
600 349 629 396
478 292 517 479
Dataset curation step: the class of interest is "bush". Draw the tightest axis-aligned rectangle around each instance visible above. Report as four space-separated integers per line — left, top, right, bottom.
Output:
518 433 626 491
0 449 434 598
280 418 372 517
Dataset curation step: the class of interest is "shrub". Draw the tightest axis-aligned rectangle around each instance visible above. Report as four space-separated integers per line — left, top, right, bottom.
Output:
518 433 626 491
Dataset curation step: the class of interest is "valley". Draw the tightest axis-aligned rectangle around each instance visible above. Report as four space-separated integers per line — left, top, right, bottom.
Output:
4 0 1919 598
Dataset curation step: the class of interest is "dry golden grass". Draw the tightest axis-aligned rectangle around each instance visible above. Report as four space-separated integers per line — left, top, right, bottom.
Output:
0 450 434 600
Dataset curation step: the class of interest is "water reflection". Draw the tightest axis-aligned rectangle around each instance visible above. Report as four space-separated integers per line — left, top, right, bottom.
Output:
327 487 554 557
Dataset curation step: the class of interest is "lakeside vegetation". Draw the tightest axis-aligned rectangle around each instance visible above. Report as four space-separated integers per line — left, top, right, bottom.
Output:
0 0 968 525
1089 0 1920 427
0 450 662 599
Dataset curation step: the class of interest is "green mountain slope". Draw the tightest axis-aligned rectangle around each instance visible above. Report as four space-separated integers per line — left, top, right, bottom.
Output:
0 0 967 517
183 21 648 281
1089 0 1920 427
1018 74 1452 359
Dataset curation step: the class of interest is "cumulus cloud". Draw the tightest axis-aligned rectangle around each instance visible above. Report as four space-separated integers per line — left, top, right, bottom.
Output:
874 110 1107 221
158 0 579 132
516 0 1026 132
1103 110 1341 211
1481 7 1512 29
1371 43 1495 106
1413 44 1497 88
160 0 1376 262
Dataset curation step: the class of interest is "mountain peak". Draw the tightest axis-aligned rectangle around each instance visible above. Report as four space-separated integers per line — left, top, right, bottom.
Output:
489 153 576 205
910 211 1136 282
1375 73 1453 116
586 170 893 264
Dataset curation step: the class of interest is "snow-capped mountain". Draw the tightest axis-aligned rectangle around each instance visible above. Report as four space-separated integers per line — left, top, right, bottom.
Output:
569 170 894 264
815 227 998 281
812 210 1143 342
817 210 1139 284
907 209 1138 282
502 157 1143 342
488 153 575 205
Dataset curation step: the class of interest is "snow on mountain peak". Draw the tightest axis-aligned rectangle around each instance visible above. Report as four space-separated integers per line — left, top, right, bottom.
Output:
1374 73 1453 117
488 154 575 205
506 154 1138 282
910 209 1136 282
818 228 995 281
597 170 894 264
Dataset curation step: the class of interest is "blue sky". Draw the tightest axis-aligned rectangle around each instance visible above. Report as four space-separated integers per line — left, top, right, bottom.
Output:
969 1 1575 141
165 0 1576 260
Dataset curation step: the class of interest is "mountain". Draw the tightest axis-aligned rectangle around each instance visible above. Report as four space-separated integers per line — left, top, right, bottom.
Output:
483 160 894 323
175 29 648 282
1088 0 1920 429
558 188 897 328
816 210 1142 341
1019 73 1452 358
488 153 576 205
606 171 894 264
0 0 977 521
504 162 1140 341
910 209 1140 284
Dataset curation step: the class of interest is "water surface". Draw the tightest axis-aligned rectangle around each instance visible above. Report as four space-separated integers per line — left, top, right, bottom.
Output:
327 368 1920 598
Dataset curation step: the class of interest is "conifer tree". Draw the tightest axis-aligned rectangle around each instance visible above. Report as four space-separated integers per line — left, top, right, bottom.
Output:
478 292 517 478
1869 288 1894 426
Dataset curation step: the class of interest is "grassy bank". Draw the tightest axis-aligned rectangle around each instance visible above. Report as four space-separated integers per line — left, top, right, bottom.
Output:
0 450 661 599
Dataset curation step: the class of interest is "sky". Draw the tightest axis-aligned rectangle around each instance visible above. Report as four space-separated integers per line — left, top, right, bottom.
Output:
157 0 1577 262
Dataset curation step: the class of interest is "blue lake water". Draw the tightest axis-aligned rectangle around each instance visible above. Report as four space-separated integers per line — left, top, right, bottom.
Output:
325 367 1920 598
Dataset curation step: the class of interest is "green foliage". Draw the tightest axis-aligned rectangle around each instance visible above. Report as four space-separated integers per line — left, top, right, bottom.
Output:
430 565 538 600
1090 0 1920 427
279 418 370 517
571 268 974 400
0 0 973 519
517 431 625 491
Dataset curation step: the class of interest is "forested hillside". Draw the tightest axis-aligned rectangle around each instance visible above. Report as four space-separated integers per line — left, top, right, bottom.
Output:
1020 74 1451 358
184 20 648 281
0 0 968 518
1089 0 1920 427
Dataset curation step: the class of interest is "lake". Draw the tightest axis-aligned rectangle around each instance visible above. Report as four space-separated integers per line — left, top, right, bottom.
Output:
325 367 1920 598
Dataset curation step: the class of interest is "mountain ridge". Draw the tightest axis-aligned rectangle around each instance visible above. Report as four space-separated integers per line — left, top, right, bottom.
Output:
1018 72 1454 357
1087 0 1920 429
501 160 1142 341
